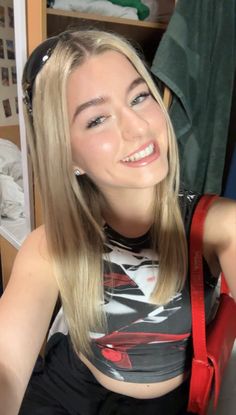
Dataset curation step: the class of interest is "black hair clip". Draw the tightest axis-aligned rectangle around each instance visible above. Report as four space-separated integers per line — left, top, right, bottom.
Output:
22 36 60 114
22 30 76 115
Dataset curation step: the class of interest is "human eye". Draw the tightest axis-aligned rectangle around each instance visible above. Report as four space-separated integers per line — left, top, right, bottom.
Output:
86 115 107 129
130 91 150 106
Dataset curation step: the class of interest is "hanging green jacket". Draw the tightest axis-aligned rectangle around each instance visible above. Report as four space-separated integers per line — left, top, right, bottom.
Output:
151 0 236 194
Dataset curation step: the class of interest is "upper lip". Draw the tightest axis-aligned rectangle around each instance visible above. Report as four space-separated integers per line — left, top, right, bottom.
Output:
121 140 155 160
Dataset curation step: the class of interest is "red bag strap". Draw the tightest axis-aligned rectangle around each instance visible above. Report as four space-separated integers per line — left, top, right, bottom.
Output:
190 194 219 362
221 273 229 294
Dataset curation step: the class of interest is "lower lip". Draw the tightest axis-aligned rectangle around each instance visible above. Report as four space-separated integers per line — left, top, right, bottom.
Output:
120 144 160 168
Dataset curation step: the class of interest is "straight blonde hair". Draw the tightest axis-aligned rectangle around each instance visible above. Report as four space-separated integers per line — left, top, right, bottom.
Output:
23 30 187 357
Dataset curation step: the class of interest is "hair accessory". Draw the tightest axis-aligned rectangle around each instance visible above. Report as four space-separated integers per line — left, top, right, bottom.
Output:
74 169 81 176
22 31 71 114
22 36 59 114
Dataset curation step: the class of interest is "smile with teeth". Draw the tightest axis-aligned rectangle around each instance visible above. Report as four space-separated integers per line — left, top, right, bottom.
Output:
122 143 155 162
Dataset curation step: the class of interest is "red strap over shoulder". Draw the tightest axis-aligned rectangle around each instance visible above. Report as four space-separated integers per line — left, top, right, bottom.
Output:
189 194 219 362
221 273 229 294
188 194 233 414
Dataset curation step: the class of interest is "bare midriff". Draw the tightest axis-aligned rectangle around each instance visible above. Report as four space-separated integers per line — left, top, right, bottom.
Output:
79 353 189 399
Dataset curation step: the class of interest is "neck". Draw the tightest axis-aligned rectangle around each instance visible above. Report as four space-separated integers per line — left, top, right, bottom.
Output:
101 187 156 238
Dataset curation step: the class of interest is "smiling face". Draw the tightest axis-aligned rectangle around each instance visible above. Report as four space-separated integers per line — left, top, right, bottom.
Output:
67 50 169 196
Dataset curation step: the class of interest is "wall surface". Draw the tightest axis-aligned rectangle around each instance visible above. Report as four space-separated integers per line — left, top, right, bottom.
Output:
0 0 19 126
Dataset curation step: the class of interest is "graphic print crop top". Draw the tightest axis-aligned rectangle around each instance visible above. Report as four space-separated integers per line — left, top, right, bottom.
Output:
48 190 219 383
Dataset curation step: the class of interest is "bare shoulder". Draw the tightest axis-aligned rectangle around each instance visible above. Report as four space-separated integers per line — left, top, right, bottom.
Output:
3 223 59 332
204 197 236 298
8 224 58 295
16 224 50 263
0 225 59 393
204 197 236 250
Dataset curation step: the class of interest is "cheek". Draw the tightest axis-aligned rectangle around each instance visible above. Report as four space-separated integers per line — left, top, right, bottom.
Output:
147 104 167 131
149 115 168 151
70 132 117 167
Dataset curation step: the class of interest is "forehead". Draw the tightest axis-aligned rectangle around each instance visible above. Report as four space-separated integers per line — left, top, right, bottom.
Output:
67 50 140 94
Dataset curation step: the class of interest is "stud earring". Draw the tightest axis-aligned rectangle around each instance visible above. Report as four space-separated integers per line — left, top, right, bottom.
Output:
74 169 81 176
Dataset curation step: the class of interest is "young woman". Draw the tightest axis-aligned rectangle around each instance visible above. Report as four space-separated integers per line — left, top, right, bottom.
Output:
0 29 235 415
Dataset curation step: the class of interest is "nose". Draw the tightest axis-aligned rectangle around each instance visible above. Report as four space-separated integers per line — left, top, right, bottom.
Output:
120 107 149 141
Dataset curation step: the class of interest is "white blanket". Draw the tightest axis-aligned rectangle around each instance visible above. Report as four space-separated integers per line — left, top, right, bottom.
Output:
0 174 25 220
0 138 25 219
53 0 138 19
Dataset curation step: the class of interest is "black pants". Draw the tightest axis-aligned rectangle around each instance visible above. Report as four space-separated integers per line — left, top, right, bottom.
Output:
20 334 193 415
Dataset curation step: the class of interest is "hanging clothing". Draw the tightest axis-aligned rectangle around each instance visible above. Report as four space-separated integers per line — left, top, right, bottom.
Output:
151 0 236 194
223 143 236 199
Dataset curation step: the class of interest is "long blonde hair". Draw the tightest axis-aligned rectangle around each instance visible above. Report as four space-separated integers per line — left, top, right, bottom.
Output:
23 30 187 356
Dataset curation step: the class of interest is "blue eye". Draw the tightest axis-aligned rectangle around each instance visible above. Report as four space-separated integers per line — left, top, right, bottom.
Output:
131 92 150 106
86 116 106 129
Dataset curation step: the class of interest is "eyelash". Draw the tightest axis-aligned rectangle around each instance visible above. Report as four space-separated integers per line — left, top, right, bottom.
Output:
86 92 150 129
86 116 107 129
131 91 150 106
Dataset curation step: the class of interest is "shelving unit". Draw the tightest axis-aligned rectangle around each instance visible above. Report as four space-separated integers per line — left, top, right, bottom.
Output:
27 1 168 60
47 8 167 62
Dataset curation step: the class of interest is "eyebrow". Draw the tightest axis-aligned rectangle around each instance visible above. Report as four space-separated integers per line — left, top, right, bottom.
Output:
72 76 146 123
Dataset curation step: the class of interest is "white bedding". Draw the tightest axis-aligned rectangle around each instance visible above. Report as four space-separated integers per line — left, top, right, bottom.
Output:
0 138 25 220
52 0 138 20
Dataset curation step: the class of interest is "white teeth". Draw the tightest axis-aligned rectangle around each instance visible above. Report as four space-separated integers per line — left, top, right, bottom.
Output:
122 143 154 162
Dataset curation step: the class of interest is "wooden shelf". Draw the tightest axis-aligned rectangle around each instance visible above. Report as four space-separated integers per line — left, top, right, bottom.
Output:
47 8 167 30
46 8 167 62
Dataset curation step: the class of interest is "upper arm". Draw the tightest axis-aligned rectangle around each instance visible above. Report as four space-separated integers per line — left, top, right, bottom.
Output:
203 197 236 300
0 226 59 399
